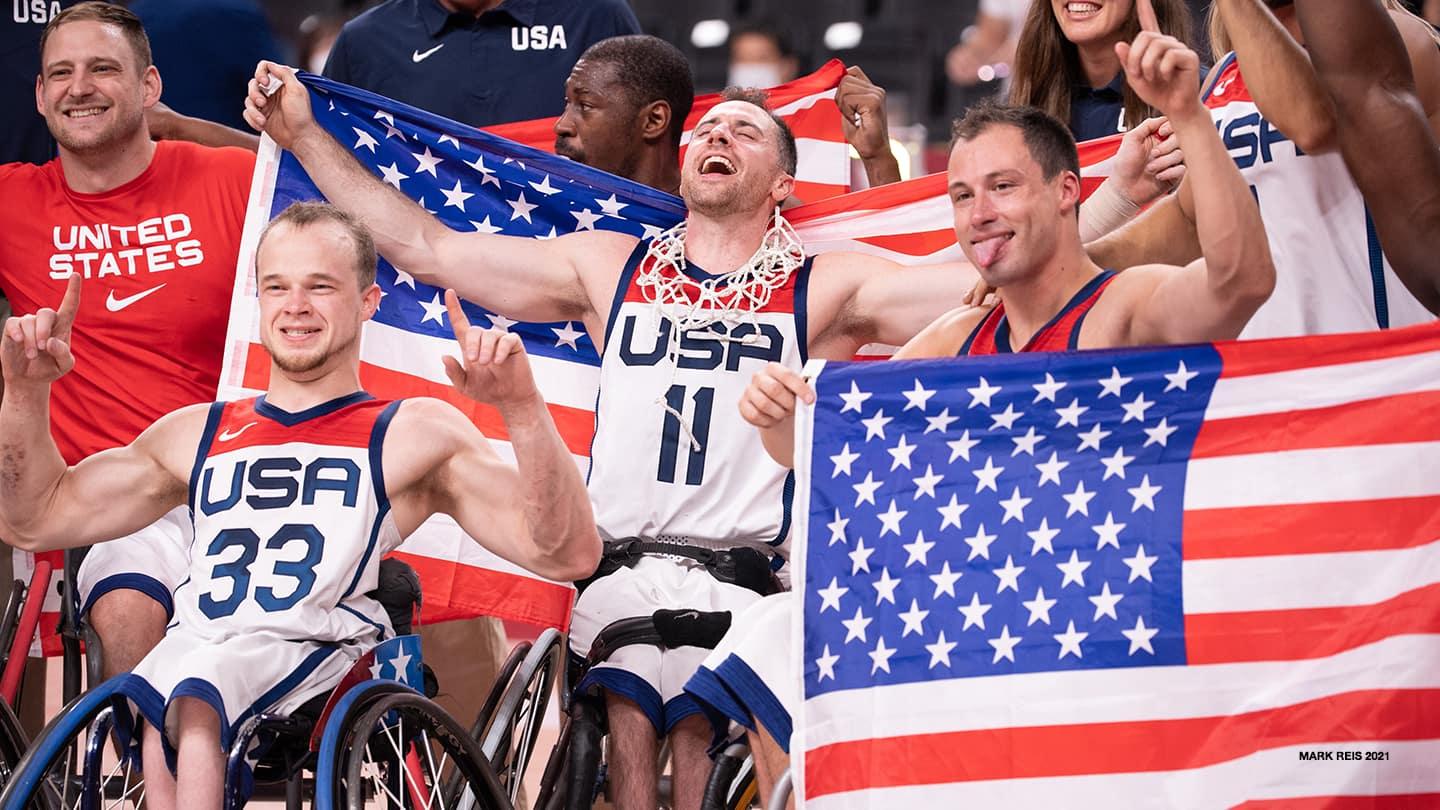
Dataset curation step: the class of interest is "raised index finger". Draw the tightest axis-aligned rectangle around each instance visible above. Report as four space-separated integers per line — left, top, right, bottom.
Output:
54 273 81 337
1136 0 1161 33
444 289 473 338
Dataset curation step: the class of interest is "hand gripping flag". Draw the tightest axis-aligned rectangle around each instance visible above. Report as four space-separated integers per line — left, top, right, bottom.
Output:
220 73 1122 632
792 322 1440 808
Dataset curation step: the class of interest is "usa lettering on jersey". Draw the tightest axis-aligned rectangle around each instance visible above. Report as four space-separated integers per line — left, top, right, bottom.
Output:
49 213 205 279
511 24 567 50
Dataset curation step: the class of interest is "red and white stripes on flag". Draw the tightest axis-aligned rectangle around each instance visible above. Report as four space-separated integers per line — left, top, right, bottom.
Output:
794 321 1440 809
789 133 1123 265
485 59 853 203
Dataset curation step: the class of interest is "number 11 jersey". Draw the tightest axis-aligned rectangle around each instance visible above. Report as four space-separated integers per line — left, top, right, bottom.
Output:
588 239 813 556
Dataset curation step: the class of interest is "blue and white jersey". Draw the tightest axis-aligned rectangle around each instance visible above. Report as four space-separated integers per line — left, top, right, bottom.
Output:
178 391 402 644
1204 53 1433 338
588 239 813 556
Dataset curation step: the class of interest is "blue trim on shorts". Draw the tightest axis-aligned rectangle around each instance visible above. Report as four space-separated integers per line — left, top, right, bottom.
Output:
713 656 792 754
661 693 704 735
110 673 179 773
171 678 233 749
578 666 664 733
231 644 344 738
684 665 755 744
339 603 388 640
81 573 174 620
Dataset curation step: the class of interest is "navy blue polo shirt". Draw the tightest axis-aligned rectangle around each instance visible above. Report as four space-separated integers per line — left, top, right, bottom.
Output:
0 0 80 165
1069 71 1128 142
323 0 640 128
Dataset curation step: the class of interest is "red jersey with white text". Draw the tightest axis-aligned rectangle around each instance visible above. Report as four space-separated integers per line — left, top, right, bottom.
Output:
959 272 1117 355
0 141 253 462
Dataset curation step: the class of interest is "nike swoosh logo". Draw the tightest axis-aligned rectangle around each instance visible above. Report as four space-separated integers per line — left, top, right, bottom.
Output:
412 44 444 63
218 422 258 442
105 284 166 312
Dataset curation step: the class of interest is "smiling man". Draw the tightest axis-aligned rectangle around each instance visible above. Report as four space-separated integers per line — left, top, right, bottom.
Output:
249 60 983 806
0 2 254 687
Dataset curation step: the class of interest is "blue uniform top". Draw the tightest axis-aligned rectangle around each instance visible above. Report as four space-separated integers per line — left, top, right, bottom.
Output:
323 0 640 128
1069 71 1127 142
1 0 80 165
129 0 284 132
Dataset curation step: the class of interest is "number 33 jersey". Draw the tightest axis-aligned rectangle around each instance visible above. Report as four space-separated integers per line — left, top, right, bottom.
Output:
588 240 813 556
176 392 402 644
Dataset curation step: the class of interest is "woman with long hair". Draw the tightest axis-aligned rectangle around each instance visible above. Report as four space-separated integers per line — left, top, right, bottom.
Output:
1010 0 1195 140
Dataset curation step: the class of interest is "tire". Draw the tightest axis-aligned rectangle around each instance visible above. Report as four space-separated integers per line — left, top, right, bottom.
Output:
0 699 31 792
312 679 420 810
474 628 562 804
0 679 141 810
341 691 507 810
702 743 758 810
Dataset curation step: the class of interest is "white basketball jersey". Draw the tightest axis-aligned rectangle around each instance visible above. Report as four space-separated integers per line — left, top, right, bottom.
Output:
177 393 402 644
1205 53 1433 338
588 240 813 555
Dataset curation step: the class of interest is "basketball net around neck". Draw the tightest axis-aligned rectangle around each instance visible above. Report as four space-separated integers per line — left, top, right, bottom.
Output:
634 207 806 453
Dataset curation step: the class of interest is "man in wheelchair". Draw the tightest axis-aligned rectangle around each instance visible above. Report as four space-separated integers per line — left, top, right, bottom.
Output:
0 202 601 809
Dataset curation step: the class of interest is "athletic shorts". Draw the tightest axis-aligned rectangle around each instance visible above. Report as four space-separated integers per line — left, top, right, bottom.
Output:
568 556 762 735
684 592 796 753
77 506 191 619
113 625 366 778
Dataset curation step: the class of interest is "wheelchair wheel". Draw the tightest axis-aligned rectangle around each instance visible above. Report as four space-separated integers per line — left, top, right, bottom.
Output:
702 742 758 810
341 691 508 810
0 698 31 789
0 682 142 810
471 628 562 805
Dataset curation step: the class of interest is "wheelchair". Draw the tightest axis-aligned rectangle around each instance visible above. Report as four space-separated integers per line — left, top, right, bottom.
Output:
531 608 759 810
0 557 562 810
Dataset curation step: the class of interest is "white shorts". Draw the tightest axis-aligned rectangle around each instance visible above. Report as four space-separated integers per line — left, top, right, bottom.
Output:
569 557 762 734
114 625 365 772
78 506 192 619
684 592 796 753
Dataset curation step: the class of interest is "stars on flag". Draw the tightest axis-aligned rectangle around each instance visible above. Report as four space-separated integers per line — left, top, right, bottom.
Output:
806 349 1213 691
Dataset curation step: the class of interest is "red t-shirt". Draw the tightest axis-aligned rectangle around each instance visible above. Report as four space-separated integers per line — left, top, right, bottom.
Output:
0 140 254 463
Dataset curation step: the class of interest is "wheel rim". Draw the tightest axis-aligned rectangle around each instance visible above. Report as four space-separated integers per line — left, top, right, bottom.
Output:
344 693 505 810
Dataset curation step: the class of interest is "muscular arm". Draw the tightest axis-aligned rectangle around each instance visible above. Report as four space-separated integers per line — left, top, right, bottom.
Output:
246 62 629 326
393 398 600 582
810 256 981 358
1085 174 1201 269
0 390 194 551
1121 102 1274 343
1292 0 1440 314
1217 0 1339 152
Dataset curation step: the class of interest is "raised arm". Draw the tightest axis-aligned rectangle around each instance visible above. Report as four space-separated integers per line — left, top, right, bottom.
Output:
1214 0 1339 153
0 277 193 551
1112 0 1274 344
390 293 600 582
1291 0 1440 314
147 102 261 152
243 62 629 326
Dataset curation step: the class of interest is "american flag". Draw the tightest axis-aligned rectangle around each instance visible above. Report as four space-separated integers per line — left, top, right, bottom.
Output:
484 58 855 203
793 322 1440 808
216 72 1122 633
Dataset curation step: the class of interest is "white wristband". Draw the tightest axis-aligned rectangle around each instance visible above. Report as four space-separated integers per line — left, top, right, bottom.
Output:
1079 177 1143 242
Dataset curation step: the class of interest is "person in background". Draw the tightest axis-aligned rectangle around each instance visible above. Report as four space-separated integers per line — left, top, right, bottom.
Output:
127 0 282 132
1010 0 1195 141
727 22 800 89
946 0 1029 92
1289 0 1440 315
322 0 640 128
0 2 254 719
297 12 347 75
